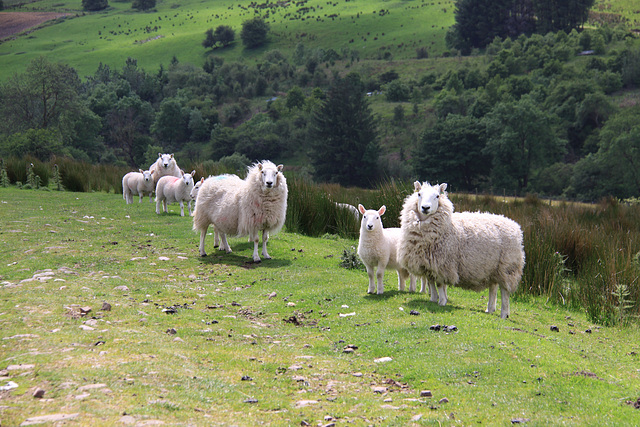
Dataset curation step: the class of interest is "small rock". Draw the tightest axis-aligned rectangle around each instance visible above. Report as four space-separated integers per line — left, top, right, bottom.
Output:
100 302 112 311
439 397 449 404
550 325 560 332
420 390 433 397
166 328 177 335
33 388 46 398
373 386 388 394
295 400 318 408
374 357 393 364
445 325 457 332
241 375 253 381
409 310 420 316
21 413 80 425
268 292 277 299
411 414 423 421
80 306 92 315
585 329 592 333
511 418 531 424
352 372 363 377
343 348 355 354
244 398 258 404
430 324 441 331
114 285 129 291
173 337 184 342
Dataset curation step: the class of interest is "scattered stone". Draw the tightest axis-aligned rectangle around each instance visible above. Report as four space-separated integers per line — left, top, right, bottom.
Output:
119 415 137 425
268 292 277 299
420 390 433 397
585 329 592 334
158 257 170 261
430 324 441 331
78 383 107 391
0 381 18 391
241 375 253 381
288 364 303 371
33 388 46 398
244 398 258 404
173 337 184 343
550 325 560 332
411 414 423 421
409 310 420 316
511 418 531 424
439 397 449 404
162 308 177 314
343 347 355 354
374 357 393 364
114 285 129 291
7 364 35 371
79 325 95 331
339 312 356 317
75 392 90 400
166 328 177 335
20 413 80 425
352 372 363 377
100 302 112 311
294 400 318 408
373 386 388 394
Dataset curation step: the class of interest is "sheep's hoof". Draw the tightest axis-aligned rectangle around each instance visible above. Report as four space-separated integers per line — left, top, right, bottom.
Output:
200 253 207 257
253 259 262 263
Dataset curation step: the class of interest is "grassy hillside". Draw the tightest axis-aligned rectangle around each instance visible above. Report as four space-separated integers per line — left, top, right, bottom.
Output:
1 188 640 425
0 0 455 81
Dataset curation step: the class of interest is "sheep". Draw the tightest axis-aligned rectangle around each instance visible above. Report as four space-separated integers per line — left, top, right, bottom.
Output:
122 169 155 204
155 170 196 217
149 153 182 184
398 181 525 319
357 204 419 295
192 161 288 263
335 202 360 220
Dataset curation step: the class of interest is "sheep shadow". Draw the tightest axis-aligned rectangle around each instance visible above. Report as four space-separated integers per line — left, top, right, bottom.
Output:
197 241 292 269
363 291 454 313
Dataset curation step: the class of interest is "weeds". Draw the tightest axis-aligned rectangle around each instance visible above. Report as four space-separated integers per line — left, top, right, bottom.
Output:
340 245 364 270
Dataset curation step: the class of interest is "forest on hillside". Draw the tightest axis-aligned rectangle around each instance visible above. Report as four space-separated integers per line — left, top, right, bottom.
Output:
0 8 640 201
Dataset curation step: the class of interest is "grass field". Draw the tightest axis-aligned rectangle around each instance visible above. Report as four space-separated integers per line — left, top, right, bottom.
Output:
0 0 455 81
1 188 639 425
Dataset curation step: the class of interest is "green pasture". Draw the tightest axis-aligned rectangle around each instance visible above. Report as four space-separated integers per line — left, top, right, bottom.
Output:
1 188 639 425
0 0 455 81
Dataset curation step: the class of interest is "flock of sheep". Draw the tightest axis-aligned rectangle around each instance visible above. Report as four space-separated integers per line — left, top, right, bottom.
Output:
122 154 525 319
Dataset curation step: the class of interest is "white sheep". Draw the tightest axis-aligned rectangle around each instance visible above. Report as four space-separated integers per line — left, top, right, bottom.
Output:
155 170 196 217
149 153 182 184
192 161 288 263
357 204 419 295
122 169 154 204
335 202 360 220
398 182 525 319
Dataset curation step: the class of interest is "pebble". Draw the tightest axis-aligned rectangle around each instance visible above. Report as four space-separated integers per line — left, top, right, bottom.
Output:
33 388 45 398
420 390 433 397
20 413 79 425
374 357 393 364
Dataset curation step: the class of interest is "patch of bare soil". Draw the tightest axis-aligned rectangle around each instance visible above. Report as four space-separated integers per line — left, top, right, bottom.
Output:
0 12 69 40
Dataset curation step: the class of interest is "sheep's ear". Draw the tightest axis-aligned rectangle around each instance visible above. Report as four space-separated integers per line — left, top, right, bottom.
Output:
277 164 283 172
358 204 366 215
414 181 422 192
158 153 162 157
171 154 174 158
378 206 386 216
191 170 196 176
139 169 144 173
200 177 205 183
258 163 263 171
439 183 448 194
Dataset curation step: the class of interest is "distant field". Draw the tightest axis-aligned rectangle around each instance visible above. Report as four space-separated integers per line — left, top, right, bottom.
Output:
0 0 455 80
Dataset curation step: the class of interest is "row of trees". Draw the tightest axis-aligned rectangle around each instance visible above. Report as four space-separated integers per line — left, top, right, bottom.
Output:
81 0 156 12
203 18 270 51
0 25 639 199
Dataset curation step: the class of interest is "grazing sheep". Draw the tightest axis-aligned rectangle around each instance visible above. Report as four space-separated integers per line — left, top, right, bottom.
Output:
155 171 196 216
357 204 418 295
122 169 155 204
335 202 360 220
398 182 525 319
149 153 182 184
192 161 288 263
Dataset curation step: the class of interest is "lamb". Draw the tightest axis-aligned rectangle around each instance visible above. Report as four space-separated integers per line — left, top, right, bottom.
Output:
122 169 155 204
398 181 525 319
192 161 288 263
357 204 419 295
149 153 182 184
155 170 196 217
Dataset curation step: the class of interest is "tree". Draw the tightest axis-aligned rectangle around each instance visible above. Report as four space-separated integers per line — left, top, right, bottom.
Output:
240 17 269 49
482 95 566 194
285 86 305 111
82 0 108 11
414 114 489 191
203 25 235 49
309 73 379 187
132 0 155 11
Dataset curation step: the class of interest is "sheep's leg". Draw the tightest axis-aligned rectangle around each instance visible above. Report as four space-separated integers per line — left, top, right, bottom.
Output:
220 233 232 253
198 228 208 257
179 201 185 217
155 198 162 214
365 265 376 294
261 230 271 260
163 199 168 213
408 274 417 292
149 192 153 203
428 280 438 302
138 193 143 203
188 200 193 216
213 230 220 248
487 284 498 314
500 288 511 319
397 270 406 292
437 284 448 306
376 262 385 295
251 231 261 263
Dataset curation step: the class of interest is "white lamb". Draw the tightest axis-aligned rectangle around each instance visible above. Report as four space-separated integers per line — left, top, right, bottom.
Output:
149 153 182 184
398 182 525 319
357 204 419 295
155 171 196 217
192 161 288 263
122 169 155 204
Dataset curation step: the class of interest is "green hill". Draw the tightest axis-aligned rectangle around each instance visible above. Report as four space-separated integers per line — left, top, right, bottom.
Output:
0 0 455 80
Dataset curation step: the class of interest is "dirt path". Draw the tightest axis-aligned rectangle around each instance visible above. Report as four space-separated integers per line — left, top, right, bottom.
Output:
0 12 69 40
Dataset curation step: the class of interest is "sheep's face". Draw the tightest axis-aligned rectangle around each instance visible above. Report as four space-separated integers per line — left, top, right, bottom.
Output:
159 153 174 169
142 170 152 182
358 204 386 232
414 181 447 221
182 170 195 188
259 163 283 189
190 177 204 200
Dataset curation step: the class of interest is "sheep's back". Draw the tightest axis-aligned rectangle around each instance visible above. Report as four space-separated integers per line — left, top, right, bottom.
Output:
193 175 243 234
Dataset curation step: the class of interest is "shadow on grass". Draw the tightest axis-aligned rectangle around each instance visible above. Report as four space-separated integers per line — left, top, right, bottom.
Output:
197 241 292 269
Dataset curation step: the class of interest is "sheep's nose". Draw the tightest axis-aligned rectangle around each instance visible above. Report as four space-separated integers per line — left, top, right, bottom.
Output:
367 224 373 230
421 205 430 214
266 181 273 187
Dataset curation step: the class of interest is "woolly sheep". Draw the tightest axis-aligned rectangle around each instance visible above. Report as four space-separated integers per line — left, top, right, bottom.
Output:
357 204 419 295
155 170 196 217
335 202 360 220
149 153 182 184
122 169 154 204
192 161 288 263
398 182 525 319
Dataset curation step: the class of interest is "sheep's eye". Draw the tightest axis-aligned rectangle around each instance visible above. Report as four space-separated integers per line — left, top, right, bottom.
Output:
436 195 439 198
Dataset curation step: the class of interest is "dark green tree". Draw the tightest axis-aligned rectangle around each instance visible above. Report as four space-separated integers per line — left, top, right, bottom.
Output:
414 114 489 191
240 17 269 49
533 0 595 34
202 25 235 49
285 86 305 111
482 95 566 194
309 73 379 187
82 0 108 11
132 0 155 11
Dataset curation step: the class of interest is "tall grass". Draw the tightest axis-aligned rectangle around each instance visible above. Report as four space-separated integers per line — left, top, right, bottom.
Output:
3 157 639 325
